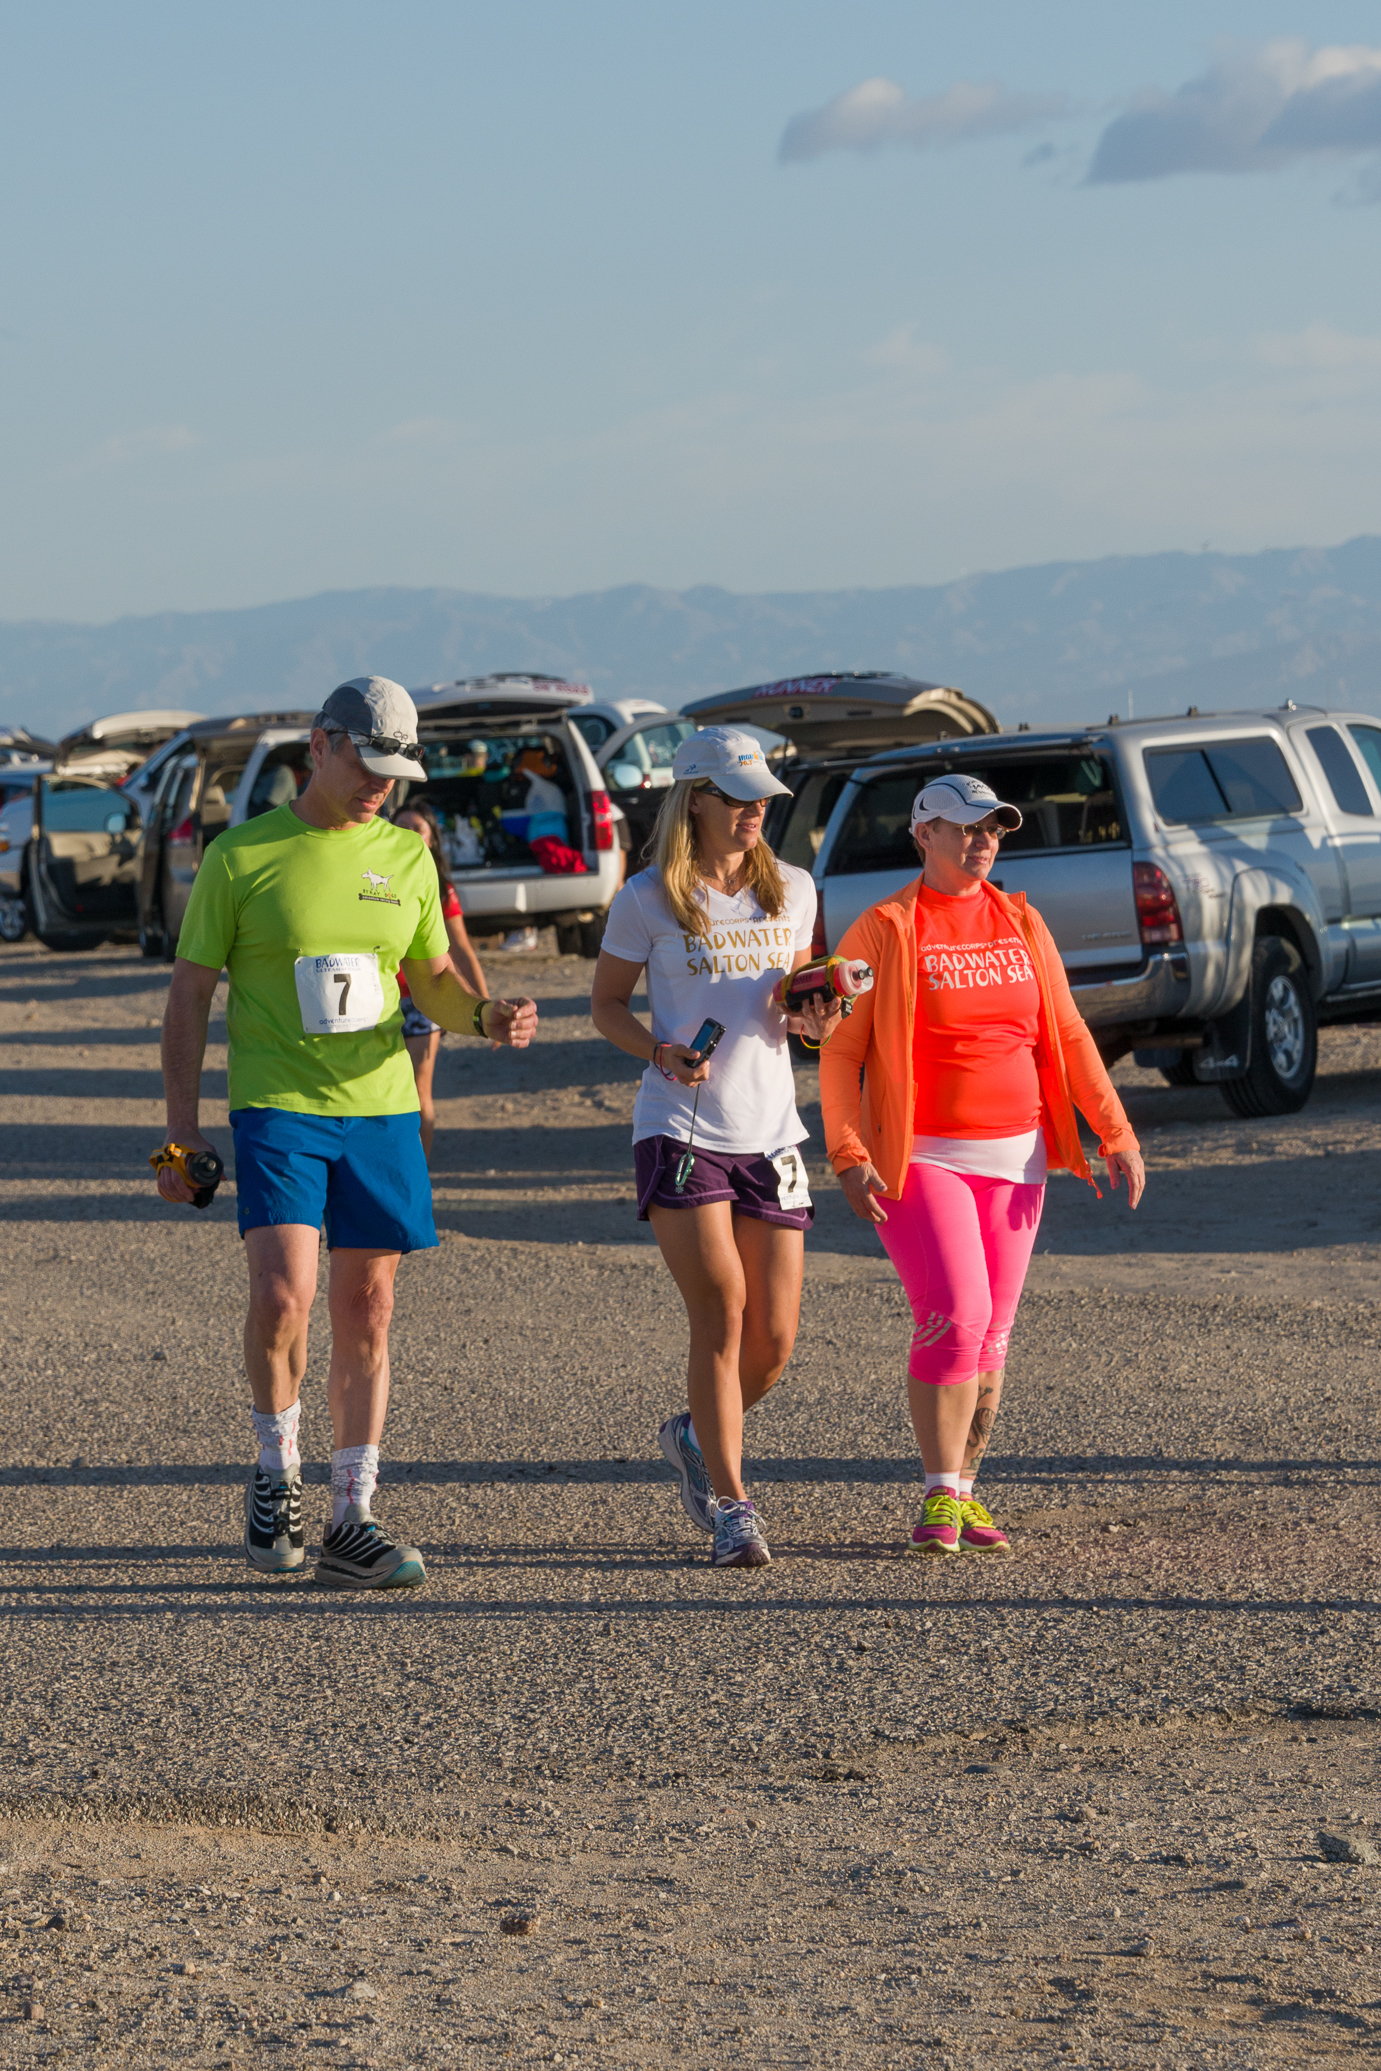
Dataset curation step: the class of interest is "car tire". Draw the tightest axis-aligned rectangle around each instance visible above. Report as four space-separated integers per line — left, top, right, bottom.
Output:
139 922 166 959
1220 936 1316 1119
0 895 28 944
554 920 583 957
578 912 607 959
1159 1057 1200 1087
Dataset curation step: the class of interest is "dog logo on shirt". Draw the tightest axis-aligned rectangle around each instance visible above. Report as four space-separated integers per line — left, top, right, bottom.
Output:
358 868 400 907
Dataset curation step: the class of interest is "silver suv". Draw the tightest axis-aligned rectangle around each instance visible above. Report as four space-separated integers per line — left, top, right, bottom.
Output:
812 704 1381 1117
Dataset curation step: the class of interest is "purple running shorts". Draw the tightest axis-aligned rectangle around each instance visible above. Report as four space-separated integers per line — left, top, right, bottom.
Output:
633 1133 814 1230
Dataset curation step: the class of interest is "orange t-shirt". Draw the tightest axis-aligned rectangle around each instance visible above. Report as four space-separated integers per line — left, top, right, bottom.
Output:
912 883 1042 1138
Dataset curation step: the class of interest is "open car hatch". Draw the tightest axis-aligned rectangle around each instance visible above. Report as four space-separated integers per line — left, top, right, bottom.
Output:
681 672 998 755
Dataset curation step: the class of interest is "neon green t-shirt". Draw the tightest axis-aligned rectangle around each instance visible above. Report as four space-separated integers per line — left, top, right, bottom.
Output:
176 804 449 1116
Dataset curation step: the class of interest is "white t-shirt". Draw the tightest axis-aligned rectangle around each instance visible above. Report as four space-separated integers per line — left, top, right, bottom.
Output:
601 864 817 1154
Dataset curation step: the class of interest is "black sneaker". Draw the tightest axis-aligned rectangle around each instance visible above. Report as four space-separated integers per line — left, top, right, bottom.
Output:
244 1465 305 1574
315 1505 426 1592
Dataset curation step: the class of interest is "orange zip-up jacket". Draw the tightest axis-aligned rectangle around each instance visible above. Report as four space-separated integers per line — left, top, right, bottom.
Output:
819 877 1140 1198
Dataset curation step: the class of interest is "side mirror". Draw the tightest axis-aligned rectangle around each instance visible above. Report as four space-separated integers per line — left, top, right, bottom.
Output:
607 763 643 791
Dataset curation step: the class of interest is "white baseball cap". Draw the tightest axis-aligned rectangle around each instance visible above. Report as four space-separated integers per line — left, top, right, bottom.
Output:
910 771 1022 833
314 677 427 781
671 725 792 801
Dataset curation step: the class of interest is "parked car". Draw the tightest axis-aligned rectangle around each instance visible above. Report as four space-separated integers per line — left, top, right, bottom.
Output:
15 771 144 951
408 676 622 954
53 709 205 784
567 697 672 754
810 703 1381 1117
0 766 51 941
134 711 315 956
682 671 1002 867
138 677 624 961
588 712 698 860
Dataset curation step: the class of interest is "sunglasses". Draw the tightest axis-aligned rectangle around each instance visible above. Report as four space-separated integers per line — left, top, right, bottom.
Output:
696 782 769 808
327 726 415 760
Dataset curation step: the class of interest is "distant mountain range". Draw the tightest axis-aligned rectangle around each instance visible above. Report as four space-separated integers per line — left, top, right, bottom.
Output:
4 535 1381 740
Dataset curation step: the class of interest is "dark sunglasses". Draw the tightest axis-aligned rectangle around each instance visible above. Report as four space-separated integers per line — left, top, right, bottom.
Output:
327 726 414 759
696 782 769 808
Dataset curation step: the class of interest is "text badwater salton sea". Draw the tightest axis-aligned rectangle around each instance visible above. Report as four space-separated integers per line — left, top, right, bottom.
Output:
920 937 1035 992
682 923 796 977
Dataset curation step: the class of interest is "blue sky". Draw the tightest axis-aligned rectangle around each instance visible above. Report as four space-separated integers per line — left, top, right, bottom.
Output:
2 1 1380 619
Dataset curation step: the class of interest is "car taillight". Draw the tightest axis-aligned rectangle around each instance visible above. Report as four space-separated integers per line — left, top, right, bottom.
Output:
590 790 614 852
168 817 195 847
1133 861 1183 946
810 892 827 958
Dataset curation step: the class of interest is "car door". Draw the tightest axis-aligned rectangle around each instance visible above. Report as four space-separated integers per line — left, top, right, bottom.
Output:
1300 722 1381 985
28 778 142 940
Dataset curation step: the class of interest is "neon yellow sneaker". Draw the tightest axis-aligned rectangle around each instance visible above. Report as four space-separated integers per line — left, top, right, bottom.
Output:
958 1497 1013 1559
908 1488 961 1556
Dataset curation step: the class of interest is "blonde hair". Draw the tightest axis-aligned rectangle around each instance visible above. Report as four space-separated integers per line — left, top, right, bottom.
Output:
648 779 789 936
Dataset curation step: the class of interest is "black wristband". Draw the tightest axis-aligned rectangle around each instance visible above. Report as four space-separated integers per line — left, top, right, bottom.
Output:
473 997 488 1038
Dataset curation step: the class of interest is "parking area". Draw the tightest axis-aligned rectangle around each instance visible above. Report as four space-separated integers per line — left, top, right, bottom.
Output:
1 937 1380 2067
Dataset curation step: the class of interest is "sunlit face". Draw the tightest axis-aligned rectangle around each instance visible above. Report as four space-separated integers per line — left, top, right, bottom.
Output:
913 812 1008 883
308 727 395 824
688 781 769 850
394 809 433 848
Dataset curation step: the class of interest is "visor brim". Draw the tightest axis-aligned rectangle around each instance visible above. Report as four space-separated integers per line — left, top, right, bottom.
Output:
912 802 1023 831
693 770 793 801
357 749 429 781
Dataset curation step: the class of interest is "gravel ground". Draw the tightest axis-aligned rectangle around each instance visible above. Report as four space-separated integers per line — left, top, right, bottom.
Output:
2 935 1380 2068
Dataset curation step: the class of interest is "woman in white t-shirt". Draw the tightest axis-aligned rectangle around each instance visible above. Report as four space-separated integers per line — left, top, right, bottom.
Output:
591 726 839 1568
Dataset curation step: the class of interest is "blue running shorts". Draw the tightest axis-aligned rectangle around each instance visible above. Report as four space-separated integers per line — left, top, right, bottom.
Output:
229 1109 438 1253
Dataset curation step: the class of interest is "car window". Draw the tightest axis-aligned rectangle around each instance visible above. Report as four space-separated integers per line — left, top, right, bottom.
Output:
1306 726 1372 817
1349 725 1381 796
641 722 693 769
246 745 310 818
41 781 139 834
570 714 614 751
825 754 1122 876
1145 738 1302 823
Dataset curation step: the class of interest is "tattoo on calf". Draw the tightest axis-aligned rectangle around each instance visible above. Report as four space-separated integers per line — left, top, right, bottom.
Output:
964 1397 998 1476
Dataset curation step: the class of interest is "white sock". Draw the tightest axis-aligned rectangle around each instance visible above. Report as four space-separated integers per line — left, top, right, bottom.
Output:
251 1402 301 1474
331 1444 380 1528
957 1476 975 1501
925 1476 958 1499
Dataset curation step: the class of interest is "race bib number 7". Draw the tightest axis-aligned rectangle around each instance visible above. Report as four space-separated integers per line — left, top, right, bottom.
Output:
766 1145 812 1212
294 952 385 1035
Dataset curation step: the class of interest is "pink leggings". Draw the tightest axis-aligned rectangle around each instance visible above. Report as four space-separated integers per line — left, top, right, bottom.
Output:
877 1162 1045 1386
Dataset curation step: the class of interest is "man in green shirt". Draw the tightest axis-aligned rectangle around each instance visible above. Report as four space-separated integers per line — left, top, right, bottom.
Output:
155 678 537 1590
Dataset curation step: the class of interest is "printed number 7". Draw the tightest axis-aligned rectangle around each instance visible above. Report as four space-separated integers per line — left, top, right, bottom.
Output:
333 973 351 1016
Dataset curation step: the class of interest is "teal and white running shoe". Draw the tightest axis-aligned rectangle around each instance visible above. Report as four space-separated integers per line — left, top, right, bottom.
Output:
658 1411 716 1534
712 1498 771 1569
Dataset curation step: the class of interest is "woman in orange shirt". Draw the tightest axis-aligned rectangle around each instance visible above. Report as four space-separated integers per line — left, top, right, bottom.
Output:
819 773 1145 1558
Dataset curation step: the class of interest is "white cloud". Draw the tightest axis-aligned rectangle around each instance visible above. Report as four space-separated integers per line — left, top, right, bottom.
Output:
1254 323 1381 372
81 425 198 469
779 76 1069 164
862 326 949 377
1088 39 1381 186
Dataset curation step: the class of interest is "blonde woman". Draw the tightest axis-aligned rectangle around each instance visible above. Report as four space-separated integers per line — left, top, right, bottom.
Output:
591 727 839 1567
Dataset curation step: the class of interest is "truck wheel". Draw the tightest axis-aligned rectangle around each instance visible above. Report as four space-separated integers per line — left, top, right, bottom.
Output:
1220 936 1316 1119
0 895 27 943
578 913 607 959
138 923 166 959
1160 1058 1199 1087
554 920 583 957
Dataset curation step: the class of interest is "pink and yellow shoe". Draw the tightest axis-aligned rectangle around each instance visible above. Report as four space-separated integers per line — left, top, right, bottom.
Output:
958 1497 1013 1559
908 1488 961 1557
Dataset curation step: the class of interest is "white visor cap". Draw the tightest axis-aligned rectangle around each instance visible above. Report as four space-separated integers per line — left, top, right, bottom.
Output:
671 725 792 801
910 772 1022 833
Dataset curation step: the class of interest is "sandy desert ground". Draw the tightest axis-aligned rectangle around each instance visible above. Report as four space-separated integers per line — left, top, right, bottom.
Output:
1 935 1380 2069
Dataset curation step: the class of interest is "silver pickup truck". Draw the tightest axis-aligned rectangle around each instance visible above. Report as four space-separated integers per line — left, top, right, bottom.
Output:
811 704 1381 1118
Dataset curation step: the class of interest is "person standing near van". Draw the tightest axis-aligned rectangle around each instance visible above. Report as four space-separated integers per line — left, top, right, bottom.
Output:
392 797 488 1159
820 773 1145 1558
591 727 839 1568
155 678 537 1590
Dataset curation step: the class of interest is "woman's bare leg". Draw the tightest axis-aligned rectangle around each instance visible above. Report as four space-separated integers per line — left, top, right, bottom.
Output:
964 1369 1004 1485
648 1201 749 1502
731 1212 804 1409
